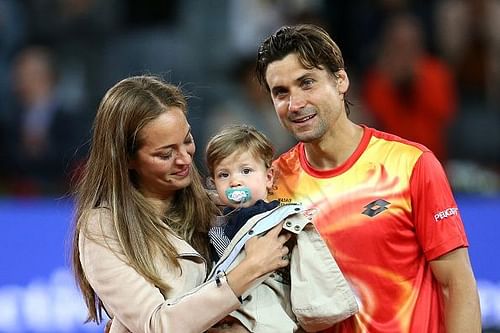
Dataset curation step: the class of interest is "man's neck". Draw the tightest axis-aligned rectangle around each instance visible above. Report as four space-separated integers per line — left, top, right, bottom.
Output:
303 122 364 170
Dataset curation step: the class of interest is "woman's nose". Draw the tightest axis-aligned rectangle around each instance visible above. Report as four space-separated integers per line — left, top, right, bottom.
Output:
175 148 192 165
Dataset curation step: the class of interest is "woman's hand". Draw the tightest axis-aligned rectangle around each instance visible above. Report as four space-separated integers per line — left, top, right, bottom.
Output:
244 223 291 275
225 223 291 297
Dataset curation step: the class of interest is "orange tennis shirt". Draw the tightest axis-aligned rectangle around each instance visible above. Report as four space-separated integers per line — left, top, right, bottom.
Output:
269 126 468 333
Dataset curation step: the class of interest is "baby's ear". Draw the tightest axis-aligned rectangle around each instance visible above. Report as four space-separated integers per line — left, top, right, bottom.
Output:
266 167 275 191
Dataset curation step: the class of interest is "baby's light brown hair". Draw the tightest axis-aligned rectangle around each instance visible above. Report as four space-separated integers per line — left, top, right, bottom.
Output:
206 124 274 177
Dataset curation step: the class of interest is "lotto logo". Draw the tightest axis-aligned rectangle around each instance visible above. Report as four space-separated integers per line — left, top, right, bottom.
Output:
362 199 390 217
434 207 459 221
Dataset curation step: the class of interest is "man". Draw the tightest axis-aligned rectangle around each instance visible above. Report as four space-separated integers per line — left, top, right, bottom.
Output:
256 24 481 332
4 45 88 195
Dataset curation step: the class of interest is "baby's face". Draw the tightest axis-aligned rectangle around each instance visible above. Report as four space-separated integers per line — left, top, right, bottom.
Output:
212 150 273 208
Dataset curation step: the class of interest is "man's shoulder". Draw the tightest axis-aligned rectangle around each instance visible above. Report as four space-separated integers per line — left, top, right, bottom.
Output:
369 126 430 154
273 143 301 169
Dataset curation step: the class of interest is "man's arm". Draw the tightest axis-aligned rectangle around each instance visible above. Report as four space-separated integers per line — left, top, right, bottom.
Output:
429 247 481 333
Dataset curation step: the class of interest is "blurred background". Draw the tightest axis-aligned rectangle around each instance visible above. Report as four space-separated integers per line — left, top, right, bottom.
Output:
0 0 499 332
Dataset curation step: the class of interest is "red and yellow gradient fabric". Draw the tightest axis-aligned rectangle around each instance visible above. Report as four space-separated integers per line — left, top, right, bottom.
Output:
269 126 468 333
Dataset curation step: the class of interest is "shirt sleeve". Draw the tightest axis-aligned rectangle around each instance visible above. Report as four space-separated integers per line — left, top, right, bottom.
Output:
410 151 468 261
79 209 240 333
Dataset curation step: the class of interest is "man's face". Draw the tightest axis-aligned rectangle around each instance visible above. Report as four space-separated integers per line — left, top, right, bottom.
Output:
265 53 349 143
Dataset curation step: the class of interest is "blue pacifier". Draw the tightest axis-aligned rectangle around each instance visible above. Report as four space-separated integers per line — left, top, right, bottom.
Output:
225 187 252 204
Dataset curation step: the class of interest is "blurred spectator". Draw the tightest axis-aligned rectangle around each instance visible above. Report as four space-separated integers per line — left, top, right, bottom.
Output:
202 56 296 157
1 46 89 196
434 0 500 109
362 13 457 162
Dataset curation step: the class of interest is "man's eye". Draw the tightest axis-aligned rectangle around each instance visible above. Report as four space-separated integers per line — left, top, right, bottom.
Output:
302 78 314 88
274 89 287 99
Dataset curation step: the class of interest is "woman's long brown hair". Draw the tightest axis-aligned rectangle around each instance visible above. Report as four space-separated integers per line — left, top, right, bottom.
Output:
71 75 217 323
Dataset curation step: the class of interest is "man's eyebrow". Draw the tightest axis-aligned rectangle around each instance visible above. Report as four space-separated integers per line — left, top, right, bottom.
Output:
296 73 309 82
271 86 284 94
296 69 317 82
270 71 315 94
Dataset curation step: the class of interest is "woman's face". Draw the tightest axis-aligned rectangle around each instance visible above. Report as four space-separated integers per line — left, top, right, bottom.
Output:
129 107 195 201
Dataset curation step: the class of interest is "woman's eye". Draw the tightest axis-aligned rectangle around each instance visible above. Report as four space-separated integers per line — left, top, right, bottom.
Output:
159 152 173 160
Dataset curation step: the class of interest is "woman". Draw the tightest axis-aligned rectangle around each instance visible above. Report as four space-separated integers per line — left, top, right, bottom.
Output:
71 75 291 332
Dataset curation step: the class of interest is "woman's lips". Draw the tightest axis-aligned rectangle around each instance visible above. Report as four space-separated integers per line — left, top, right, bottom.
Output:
173 167 190 177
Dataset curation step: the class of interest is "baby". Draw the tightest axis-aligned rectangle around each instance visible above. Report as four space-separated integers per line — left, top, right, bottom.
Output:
206 124 281 261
